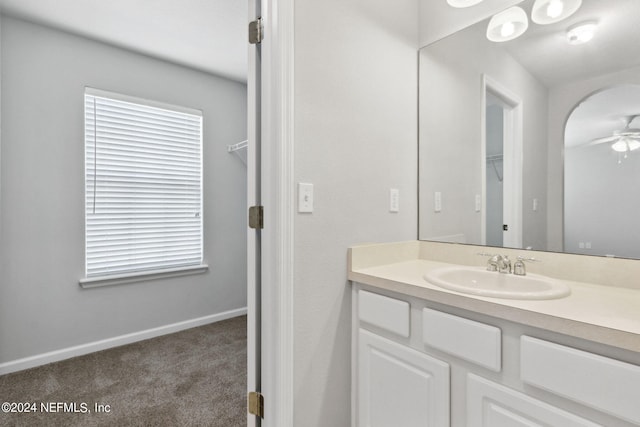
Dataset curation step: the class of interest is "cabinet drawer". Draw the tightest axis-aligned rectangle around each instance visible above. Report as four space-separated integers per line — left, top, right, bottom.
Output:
358 290 410 337
467 374 600 427
521 336 640 424
422 308 501 371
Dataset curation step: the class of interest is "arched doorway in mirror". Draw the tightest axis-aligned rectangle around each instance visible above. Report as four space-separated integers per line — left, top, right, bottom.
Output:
564 84 640 259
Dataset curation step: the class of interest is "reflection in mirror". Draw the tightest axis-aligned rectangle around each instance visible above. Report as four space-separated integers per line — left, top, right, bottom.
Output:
564 85 640 259
418 0 640 259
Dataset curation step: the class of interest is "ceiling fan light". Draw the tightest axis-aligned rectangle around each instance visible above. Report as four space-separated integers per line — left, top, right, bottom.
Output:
532 0 582 25
628 139 640 151
486 7 528 42
566 21 598 45
447 0 484 8
612 140 628 152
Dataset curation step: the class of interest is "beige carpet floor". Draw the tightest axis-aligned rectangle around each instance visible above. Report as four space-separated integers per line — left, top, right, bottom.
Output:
0 315 247 427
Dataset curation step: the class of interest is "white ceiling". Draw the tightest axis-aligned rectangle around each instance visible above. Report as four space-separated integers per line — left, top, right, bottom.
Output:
0 0 248 82
506 0 640 88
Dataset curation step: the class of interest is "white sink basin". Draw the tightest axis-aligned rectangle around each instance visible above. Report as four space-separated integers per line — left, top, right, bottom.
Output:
424 266 571 300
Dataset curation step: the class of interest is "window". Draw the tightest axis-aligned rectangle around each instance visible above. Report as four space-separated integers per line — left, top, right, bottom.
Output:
84 88 203 280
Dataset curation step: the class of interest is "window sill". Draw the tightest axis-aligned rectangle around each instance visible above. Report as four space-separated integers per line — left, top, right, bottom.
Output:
79 264 209 289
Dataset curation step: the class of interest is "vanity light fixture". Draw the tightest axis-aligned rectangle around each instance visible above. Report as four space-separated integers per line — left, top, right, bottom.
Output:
486 7 529 42
532 0 582 25
447 0 484 8
566 21 598 45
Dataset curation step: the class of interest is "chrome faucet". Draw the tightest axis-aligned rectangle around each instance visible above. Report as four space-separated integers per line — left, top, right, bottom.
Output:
497 255 511 274
483 253 538 276
486 254 511 274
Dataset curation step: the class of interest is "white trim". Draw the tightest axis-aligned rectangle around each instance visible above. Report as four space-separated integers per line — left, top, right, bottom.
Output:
79 264 209 288
261 0 295 426
0 307 247 375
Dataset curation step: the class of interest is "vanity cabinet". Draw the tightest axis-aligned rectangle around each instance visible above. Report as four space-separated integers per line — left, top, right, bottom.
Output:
358 329 450 427
352 284 640 427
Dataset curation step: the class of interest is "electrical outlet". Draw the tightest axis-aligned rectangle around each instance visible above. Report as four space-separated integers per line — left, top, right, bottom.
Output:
435 192 442 212
390 188 399 213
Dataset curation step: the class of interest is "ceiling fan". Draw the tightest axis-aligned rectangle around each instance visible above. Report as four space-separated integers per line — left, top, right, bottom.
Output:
590 115 640 153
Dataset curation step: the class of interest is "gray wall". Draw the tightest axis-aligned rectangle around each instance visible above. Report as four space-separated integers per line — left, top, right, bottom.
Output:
0 16 247 365
292 0 419 425
564 142 640 258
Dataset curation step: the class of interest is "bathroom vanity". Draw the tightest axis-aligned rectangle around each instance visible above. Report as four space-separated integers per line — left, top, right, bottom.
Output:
349 241 640 427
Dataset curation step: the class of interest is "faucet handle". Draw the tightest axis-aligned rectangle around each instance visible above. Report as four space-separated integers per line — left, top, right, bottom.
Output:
516 255 540 262
513 258 526 276
485 254 501 271
513 256 540 276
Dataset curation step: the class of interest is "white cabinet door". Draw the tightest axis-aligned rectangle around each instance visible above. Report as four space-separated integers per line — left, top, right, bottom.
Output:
358 329 450 427
467 374 601 427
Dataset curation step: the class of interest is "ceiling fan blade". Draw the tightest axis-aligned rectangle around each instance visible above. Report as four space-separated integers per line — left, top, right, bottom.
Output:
587 136 618 145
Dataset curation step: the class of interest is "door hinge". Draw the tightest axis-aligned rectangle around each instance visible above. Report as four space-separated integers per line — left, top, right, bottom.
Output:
249 17 263 44
249 206 264 229
248 391 264 418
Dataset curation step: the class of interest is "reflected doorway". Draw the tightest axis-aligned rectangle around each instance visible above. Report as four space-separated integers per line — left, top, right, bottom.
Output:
482 75 523 249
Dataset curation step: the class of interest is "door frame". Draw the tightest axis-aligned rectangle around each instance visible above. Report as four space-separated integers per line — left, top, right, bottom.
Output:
248 0 295 426
481 74 523 249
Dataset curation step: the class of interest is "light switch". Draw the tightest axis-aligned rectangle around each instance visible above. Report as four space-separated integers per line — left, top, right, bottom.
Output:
298 183 313 213
533 198 539 212
475 194 481 212
389 188 399 213
434 192 442 212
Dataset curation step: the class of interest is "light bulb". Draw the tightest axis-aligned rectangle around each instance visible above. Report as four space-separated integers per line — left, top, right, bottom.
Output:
546 0 564 18
612 139 629 153
532 0 582 25
486 7 528 42
501 22 515 38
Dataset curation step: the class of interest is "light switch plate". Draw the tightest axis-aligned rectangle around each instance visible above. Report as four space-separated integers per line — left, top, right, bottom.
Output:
298 183 313 213
435 192 442 212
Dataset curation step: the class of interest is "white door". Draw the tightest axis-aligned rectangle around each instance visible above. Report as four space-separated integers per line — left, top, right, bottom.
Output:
247 0 262 425
357 329 450 427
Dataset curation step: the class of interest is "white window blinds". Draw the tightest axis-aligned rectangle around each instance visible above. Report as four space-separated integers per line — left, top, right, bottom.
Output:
84 88 203 278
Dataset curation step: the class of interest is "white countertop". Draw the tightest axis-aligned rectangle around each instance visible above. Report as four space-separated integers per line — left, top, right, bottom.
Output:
349 241 640 353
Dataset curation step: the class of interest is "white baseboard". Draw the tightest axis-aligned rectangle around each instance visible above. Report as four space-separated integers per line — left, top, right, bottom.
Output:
0 307 247 376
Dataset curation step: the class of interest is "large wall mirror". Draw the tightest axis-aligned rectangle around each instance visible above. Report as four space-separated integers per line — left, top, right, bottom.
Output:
419 0 640 259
